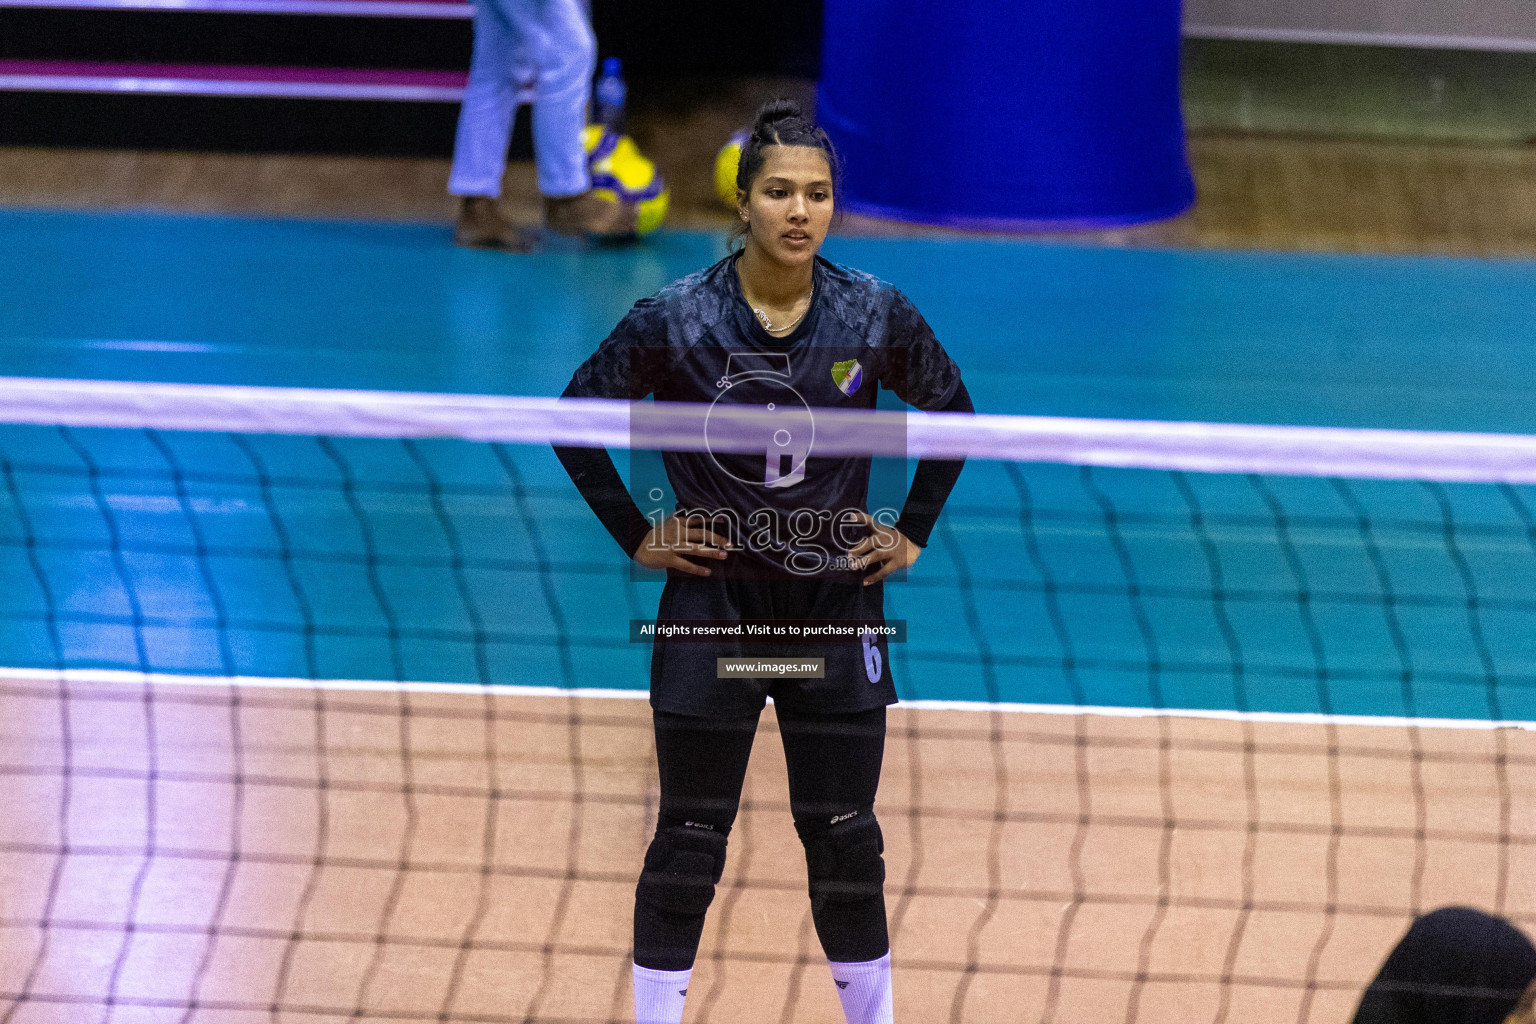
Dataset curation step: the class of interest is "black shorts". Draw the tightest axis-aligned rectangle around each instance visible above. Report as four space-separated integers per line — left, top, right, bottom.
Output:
649 575 898 718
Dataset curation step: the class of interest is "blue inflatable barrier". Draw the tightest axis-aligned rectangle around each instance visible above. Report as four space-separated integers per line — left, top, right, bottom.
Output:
818 0 1195 228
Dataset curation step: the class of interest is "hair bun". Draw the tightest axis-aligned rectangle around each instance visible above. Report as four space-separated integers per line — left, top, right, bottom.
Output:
753 98 802 131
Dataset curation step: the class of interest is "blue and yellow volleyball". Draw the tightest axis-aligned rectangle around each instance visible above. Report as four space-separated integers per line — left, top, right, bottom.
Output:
582 126 669 235
714 130 748 209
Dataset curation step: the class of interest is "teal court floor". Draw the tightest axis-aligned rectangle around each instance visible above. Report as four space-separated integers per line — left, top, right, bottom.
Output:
2 208 1536 721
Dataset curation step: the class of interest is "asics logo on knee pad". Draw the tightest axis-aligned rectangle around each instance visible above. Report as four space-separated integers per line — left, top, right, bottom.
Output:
829 810 859 825
802 812 885 904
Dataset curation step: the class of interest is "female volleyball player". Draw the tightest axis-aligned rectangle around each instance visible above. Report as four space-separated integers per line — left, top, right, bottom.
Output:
553 99 973 1024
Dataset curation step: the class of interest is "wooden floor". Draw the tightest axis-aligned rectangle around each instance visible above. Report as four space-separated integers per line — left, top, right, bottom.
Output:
1 674 1530 1023
4 131 1536 258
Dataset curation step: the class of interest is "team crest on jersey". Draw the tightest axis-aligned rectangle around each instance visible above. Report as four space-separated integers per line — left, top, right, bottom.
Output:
831 359 863 397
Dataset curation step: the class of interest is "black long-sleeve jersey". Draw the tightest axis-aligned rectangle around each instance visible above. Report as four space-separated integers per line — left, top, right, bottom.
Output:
558 251 966 581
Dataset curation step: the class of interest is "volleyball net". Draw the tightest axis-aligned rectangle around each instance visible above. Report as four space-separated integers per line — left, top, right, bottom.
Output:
0 375 1533 1023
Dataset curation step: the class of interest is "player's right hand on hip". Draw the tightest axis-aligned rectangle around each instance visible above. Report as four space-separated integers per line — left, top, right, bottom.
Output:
635 518 732 576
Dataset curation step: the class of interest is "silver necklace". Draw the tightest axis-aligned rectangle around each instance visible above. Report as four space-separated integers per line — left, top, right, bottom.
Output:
753 304 807 334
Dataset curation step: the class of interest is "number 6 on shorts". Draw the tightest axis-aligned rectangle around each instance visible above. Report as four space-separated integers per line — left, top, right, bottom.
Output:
861 628 882 683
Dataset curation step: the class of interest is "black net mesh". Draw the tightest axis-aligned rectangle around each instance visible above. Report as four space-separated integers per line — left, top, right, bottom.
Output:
0 418 1533 1022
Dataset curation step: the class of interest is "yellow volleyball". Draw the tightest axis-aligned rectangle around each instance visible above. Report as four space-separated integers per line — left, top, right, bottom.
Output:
714 130 748 209
582 125 669 235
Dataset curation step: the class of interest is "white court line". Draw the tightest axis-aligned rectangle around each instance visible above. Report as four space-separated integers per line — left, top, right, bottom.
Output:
897 698 1536 731
0 0 472 16
1 666 1530 732
0 74 464 101
0 666 649 702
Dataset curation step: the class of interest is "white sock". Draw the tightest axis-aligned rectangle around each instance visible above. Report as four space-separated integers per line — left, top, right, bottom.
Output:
828 952 894 1024
633 963 692 1024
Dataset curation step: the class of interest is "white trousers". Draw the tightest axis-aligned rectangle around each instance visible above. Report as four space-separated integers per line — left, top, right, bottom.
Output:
448 0 594 199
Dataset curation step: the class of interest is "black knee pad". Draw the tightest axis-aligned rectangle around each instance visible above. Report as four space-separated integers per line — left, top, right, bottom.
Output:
636 823 729 917
801 811 885 905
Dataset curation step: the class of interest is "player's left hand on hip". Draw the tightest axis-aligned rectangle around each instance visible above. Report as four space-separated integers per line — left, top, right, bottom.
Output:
844 511 920 586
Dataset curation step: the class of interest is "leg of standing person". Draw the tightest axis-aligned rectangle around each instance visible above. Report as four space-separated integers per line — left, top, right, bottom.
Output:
532 0 638 236
451 0 633 245
632 710 759 1024
448 0 538 250
779 704 893 1024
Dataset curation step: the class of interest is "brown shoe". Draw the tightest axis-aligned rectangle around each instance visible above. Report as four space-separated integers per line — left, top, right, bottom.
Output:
544 190 639 238
454 196 538 252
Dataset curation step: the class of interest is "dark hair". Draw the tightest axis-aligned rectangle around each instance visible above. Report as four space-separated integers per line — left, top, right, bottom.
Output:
736 98 840 196
730 98 842 248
